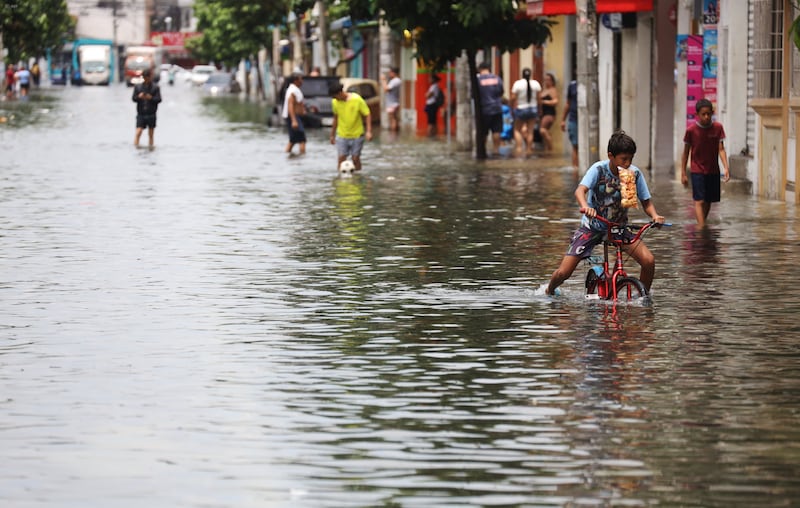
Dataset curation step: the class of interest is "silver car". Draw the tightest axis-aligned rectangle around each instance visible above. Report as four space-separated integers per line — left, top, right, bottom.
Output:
202 73 242 96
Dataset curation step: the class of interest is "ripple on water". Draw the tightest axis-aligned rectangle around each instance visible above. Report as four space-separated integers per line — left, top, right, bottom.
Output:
1 85 799 507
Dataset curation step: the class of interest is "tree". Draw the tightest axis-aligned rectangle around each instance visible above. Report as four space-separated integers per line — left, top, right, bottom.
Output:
187 0 288 67
187 0 293 99
1 0 75 62
347 0 553 158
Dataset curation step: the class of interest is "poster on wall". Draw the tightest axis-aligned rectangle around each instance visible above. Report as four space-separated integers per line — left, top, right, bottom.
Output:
686 35 704 128
676 35 688 63
702 0 719 26
702 29 718 105
702 29 718 79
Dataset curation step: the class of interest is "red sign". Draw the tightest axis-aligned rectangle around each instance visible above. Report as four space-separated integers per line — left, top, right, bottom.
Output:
527 0 653 16
149 32 202 47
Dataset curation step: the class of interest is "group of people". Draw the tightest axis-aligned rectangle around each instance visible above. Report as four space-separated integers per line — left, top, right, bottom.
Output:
477 62 566 159
4 62 40 99
282 67 415 171
473 61 730 297
126 59 731 300
281 71 373 172
278 61 731 300
282 64 445 166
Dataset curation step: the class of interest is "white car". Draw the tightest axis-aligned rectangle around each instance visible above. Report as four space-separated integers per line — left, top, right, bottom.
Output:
190 65 216 86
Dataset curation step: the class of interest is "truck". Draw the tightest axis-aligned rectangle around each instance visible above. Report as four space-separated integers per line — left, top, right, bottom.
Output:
78 44 112 85
123 46 165 86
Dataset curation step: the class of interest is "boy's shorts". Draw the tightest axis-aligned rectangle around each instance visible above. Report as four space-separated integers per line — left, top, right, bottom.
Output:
565 225 636 259
136 114 157 129
691 173 721 203
336 135 366 157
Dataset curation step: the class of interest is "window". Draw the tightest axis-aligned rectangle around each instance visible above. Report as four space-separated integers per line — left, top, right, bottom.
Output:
347 83 376 99
753 0 784 99
792 4 800 97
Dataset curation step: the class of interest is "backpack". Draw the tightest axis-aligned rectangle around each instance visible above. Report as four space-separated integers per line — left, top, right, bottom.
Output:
433 86 445 108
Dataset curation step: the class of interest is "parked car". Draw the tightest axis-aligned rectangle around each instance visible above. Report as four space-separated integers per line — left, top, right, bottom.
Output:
292 76 381 128
190 65 216 86
296 75 341 127
340 77 381 124
202 73 242 96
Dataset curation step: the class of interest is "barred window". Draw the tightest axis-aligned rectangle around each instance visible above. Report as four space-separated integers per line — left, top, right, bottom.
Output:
753 0 784 99
792 4 800 97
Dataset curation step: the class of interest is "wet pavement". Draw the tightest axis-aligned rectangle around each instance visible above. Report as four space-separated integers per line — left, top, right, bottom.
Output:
1 84 799 507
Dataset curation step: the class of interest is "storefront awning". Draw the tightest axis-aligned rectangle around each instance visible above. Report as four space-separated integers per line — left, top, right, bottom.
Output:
527 0 653 16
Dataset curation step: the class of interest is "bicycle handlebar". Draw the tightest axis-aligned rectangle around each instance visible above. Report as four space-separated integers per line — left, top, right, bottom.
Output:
578 208 672 228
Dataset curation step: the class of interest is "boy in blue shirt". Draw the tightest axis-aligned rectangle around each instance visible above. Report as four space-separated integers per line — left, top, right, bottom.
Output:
545 131 665 295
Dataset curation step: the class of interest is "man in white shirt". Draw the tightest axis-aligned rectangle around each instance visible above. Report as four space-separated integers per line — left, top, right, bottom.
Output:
282 73 306 156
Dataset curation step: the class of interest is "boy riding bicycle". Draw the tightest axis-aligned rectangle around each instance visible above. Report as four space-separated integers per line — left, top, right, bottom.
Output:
545 131 665 295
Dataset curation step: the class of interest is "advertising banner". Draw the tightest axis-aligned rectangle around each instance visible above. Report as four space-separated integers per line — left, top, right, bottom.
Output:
702 0 719 26
686 35 704 128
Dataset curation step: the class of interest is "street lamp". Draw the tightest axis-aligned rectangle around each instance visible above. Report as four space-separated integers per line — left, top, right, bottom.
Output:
165 16 172 32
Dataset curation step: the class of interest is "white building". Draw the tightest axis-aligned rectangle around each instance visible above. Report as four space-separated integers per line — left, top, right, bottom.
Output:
68 0 196 47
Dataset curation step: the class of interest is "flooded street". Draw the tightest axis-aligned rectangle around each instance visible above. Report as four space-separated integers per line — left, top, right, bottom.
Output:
2 84 799 507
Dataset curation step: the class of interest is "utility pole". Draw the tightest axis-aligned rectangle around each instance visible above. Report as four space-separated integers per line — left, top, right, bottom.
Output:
455 52 472 151
315 1 330 75
290 12 304 73
378 11 392 129
112 0 119 83
0 31 4 92
575 0 600 170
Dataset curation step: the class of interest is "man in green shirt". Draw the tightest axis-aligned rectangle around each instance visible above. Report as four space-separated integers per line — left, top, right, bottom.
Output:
329 83 373 171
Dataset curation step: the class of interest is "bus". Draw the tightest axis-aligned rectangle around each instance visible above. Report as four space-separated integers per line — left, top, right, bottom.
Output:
47 38 114 85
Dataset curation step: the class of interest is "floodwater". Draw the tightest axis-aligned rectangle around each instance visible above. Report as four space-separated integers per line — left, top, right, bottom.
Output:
1 84 799 507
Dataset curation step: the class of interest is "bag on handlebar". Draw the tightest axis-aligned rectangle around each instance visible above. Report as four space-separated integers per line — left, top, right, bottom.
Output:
619 168 638 208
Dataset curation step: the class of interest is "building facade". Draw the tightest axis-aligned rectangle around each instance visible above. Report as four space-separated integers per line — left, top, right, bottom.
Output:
69 0 195 46
524 0 800 203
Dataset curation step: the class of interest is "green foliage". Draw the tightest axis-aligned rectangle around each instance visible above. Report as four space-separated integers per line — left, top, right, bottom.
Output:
187 0 290 66
792 14 800 54
343 0 375 21
291 0 317 17
1 0 75 61
362 0 553 158
345 0 553 70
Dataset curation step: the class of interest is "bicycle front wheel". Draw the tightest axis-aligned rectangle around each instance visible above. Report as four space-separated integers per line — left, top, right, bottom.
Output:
615 277 648 302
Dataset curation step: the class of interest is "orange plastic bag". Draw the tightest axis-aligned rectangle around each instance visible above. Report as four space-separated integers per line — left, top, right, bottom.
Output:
619 168 638 208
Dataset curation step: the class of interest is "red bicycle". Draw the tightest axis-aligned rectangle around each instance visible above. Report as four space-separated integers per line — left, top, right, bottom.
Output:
583 211 669 302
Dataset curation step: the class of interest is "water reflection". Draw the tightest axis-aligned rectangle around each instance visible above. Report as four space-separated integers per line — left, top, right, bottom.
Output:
1 85 799 507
